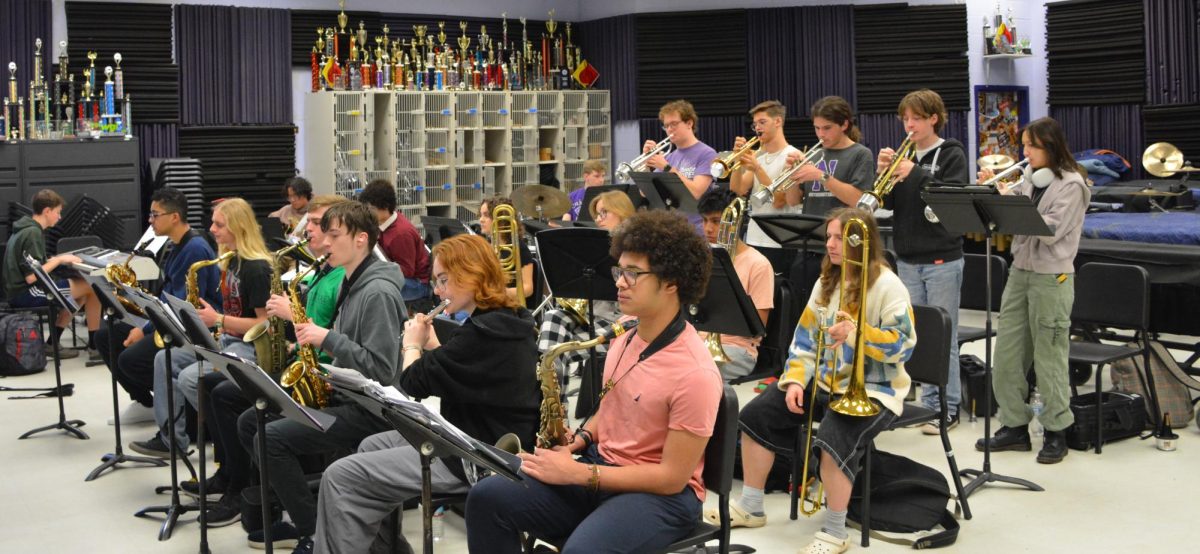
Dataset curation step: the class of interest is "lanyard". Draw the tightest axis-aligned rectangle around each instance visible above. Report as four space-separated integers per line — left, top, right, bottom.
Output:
331 256 376 327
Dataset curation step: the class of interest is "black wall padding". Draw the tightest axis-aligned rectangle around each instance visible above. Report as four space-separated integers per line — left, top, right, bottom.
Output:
635 10 748 119
65 1 178 123
291 10 549 68
178 126 296 221
1144 0 1200 106
1046 0 1144 106
853 3 968 114
1143 103 1200 159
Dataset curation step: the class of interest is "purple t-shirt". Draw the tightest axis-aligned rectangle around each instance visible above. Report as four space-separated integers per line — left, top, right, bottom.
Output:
660 141 718 233
567 187 587 220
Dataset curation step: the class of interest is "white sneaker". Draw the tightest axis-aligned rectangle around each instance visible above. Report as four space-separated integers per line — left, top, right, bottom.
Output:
108 402 155 426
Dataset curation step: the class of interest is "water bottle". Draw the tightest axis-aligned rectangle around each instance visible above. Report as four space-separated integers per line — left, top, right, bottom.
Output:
431 505 445 541
1029 388 1045 440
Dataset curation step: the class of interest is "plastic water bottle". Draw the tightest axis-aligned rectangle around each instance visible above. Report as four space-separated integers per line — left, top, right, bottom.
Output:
431 505 445 541
1029 388 1045 440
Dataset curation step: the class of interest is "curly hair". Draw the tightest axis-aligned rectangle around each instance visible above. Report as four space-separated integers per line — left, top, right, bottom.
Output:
817 208 886 310
697 187 740 216
359 179 397 213
432 235 518 310
609 211 711 305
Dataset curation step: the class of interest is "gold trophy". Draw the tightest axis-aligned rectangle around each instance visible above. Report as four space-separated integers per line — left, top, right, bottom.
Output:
437 22 447 49
382 24 391 53
337 0 348 34
546 9 557 36
357 21 368 54
413 24 426 59
316 27 325 54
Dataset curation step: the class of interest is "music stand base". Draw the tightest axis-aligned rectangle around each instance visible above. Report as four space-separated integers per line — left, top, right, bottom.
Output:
19 419 89 440
134 502 196 541
86 452 167 481
959 468 1043 498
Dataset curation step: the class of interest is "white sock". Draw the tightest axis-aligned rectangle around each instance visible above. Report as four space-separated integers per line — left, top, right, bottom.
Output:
738 485 765 515
823 508 849 540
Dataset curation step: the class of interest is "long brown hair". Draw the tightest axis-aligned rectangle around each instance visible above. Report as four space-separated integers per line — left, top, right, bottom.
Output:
811 95 862 143
432 235 519 311
818 208 886 311
1022 117 1081 179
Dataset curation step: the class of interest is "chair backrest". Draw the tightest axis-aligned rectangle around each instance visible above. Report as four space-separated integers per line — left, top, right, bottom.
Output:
884 249 898 272
960 254 1007 311
701 385 739 496
1071 262 1149 330
750 279 791 374
775 280 796 356
56 234 103 255
907 305 951 387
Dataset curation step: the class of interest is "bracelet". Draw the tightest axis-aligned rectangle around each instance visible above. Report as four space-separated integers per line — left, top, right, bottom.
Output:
217 315 226 329
587 464 601 492
575 428 594 449
403 345 422 355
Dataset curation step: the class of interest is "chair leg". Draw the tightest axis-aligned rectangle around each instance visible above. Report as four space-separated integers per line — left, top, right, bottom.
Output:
939 389 971 519
1095 364 1103 454
790 428 801 521
861 441 872 548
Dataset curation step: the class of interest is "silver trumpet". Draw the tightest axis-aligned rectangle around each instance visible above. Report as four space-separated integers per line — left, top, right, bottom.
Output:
615 135 673 183
752 142 824 203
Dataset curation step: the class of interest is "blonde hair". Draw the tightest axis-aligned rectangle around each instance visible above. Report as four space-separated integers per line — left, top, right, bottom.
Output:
213 198 271 268
589 191 636 224
308 194 351 211
583 159 607 174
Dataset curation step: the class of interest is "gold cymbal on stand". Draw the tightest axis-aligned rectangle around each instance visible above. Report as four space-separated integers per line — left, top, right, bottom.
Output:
511 184 571 219
1142 142 1186 178
978 154 1016 172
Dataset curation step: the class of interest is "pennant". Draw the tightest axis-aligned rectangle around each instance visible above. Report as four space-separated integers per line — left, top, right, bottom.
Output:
572 60 599 88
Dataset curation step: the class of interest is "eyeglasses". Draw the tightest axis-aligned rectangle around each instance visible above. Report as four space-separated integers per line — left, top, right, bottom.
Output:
611 266 654 285
752 119 773 129
595 209 611 221
661 120 684 132
148 211 176 220
433 275 450 290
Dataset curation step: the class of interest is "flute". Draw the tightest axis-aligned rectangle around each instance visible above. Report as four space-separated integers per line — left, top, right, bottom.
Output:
425 298 452 318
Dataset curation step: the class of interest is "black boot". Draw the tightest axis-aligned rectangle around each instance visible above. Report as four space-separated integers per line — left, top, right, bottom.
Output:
975 425 1032 452
1037 430 1068 464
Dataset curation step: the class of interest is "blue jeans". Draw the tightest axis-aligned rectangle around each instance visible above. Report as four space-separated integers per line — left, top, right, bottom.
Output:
401 278 431 302
466 447 701 553
897 258 963 417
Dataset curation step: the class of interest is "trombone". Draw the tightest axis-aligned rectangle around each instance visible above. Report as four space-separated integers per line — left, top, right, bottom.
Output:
752 142 823 203
798 307 832 516
827 217 880 418
615 135 674 183
710 136 761 180
857 132 916 212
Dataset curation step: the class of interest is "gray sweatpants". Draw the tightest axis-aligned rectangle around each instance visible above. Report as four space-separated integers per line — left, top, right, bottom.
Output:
313 430 472 554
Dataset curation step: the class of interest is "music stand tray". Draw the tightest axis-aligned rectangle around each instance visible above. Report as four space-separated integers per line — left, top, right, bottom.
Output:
536 228 619 305
419 216 473 246
750 213 828 249
690 247 766 338
629 171 699 214
163 294 220 353
17 256 87 441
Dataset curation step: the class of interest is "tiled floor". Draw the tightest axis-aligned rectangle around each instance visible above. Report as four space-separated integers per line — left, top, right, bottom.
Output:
1 310 1197 553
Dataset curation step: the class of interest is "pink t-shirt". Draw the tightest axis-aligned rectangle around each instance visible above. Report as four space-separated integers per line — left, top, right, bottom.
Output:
593 321 723 501
719 245 775 357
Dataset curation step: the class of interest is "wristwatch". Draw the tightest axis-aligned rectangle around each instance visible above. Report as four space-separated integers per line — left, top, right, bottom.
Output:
663 163 673 173
820 171 831 184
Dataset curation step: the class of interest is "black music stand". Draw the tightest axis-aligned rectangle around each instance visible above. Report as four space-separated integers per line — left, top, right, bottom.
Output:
194 347 335 554
84 276 166 481
752 213 828 298
419 215 473 246
630 171 699 214
335 384 521 554
689 246 766 342
17 256 88 440
123 285 201 541
922 190 1050 499
577 185 645 224
535 228 618 416
164 293 224 554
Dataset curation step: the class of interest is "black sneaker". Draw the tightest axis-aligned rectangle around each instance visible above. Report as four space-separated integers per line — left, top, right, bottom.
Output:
204 493 242 528
1036 430 1069 464
46 345 80 359
292 536 314 554
129 435 172 458
182 472 228 498
975 425 1032 452
921 413 960 435
248 521 300 550
85 348 106 367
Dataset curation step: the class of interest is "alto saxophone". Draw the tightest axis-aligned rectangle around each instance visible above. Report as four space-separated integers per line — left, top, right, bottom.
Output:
496 320 639 453
279 254 331 408
244 240 310 376
187 251 235 341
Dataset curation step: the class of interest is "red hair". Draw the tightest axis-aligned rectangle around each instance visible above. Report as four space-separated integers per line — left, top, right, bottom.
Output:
431 235 518 310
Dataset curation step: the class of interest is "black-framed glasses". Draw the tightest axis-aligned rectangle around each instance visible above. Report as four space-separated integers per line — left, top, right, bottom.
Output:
148 211 176 220
611 266 654 285
433 275 450 290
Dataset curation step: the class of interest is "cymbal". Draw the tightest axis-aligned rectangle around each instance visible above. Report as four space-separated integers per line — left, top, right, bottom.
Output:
511 184 571 219
1142 142 1185 177
1126 188 1187 197
978 154 1016 172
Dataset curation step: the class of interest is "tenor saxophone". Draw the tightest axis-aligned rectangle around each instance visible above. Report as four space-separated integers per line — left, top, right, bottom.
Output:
496 319 639 454
186 251 235 341
279 254 331 408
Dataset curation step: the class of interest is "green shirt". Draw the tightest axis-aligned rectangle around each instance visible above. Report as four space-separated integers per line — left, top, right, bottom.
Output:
3 216 48 301
302 264 343 363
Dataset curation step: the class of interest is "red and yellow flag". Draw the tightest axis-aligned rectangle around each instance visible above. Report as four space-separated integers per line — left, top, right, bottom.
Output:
572 60 600 88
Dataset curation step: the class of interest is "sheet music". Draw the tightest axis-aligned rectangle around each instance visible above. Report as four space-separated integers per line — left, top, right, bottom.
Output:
321 364 474 450
135 226 171 255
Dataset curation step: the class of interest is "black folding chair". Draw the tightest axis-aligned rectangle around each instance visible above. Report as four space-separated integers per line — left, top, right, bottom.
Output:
730 280 794 385
1067 262 1157 454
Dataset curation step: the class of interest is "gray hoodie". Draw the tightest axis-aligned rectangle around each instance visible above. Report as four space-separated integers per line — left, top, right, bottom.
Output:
323 257 408 386
1009 169 1091 275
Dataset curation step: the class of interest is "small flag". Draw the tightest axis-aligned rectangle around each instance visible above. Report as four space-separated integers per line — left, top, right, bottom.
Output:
994 21 1009 50
572 60 599 88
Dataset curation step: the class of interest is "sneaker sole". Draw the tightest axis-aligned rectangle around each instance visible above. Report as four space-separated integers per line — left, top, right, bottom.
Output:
922 422 959 435
975 442 1032 452
128 445 172 459
1037 452 1068 464
205 513 241 528
249 538 298 550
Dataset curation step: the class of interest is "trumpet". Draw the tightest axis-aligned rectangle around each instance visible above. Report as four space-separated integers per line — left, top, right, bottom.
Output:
615 135 674 183
981 158 1029 187
710 135 761 179
857 132 916 212
753 142 823 203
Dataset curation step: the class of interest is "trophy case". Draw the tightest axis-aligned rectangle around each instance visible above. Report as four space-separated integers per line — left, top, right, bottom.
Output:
305 89 611 225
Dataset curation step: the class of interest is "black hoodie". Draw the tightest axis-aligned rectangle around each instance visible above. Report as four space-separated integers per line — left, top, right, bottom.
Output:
885 138 970 264
397 307 540 451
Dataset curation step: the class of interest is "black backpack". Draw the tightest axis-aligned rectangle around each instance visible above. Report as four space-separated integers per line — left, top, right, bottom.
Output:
0 312 48 376
848 450 961 549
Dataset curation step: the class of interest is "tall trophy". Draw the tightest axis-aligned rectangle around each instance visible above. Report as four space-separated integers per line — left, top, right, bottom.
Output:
4 62 16 141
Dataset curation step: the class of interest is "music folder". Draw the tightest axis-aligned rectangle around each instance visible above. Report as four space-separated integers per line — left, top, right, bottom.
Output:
84 274 148 328
194 347 336 431
163 294 220 353
629 171 699 214
119 283 188 348
27 256 80 313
